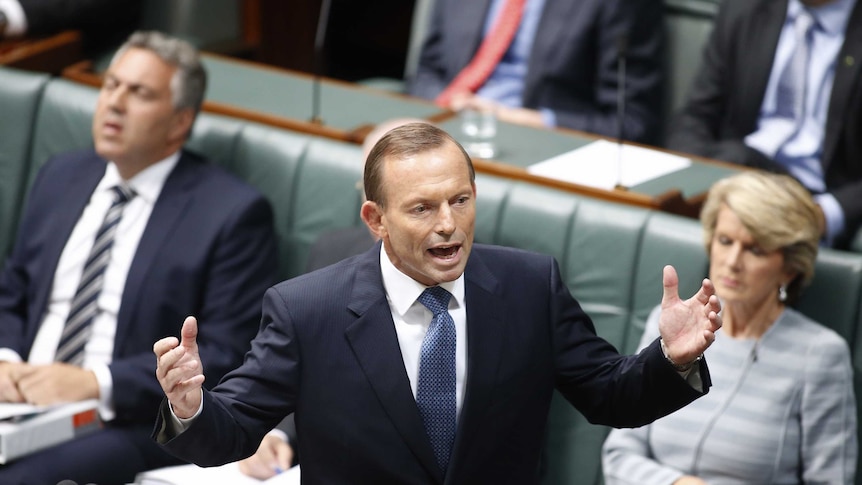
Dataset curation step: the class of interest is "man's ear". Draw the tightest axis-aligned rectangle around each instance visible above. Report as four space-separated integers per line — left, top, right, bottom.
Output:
360 201 386 239
169 108 195 143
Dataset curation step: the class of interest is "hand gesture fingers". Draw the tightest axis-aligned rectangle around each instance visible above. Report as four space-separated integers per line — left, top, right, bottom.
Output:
154 316 205 418
659 265 723 365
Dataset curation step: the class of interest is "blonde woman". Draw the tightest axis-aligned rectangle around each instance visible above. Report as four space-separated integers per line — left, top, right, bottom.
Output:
602 171 857 484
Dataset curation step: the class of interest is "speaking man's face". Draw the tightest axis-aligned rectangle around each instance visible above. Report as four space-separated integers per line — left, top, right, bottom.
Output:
364 141 476 286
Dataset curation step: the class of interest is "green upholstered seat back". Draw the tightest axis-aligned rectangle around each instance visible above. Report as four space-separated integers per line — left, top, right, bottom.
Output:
27 79 98 186
0 67 50 259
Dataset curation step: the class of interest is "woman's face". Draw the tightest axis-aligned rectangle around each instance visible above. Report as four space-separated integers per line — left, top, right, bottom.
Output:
709 205 793 309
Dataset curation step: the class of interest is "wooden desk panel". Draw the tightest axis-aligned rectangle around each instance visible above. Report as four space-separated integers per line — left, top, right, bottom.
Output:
61 54 741 218
0 31 82 75
63 54 447 143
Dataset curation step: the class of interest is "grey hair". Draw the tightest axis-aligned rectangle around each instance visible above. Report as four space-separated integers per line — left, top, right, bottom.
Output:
111 30 207 114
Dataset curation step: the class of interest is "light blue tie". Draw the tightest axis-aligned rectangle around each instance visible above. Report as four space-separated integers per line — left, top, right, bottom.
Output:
56 184 135 365
415 286 457 473
775 10 815 122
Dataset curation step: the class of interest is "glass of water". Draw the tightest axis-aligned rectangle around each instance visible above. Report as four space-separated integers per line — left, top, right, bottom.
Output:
459 107 497 159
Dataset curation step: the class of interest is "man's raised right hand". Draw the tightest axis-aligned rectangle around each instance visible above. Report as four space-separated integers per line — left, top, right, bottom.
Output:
154 316 205 419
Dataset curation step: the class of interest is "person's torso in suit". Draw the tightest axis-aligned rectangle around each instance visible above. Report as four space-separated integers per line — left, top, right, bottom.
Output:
160 243 707 484
667 0 862 245
407 0 665 142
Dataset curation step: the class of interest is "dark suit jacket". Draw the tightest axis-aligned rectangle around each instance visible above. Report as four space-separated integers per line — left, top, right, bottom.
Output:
667 0 862 247
272 226 375 453
407 0 665 143
158 243 709 484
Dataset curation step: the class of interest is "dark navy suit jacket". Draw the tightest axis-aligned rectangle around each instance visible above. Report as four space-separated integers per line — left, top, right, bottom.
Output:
0 148 278 482
158 242 710 485
407 0 665 143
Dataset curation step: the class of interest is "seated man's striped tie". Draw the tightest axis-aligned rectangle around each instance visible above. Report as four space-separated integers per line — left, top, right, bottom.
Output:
55 184 135 365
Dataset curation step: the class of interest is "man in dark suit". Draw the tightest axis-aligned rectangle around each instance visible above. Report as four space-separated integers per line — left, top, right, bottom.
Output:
0 0 143 57
667 0 862 248
0 31 277 484
407 0 664 143
154 122 722 484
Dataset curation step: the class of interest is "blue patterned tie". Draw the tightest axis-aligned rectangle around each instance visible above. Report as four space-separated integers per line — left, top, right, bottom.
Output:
775 10 815 121
55 184 135 365
416 286 457 473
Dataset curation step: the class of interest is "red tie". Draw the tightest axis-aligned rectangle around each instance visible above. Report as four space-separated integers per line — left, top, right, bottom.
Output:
435 0 527 107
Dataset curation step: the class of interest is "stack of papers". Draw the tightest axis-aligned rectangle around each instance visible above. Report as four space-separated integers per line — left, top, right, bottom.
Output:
0 399 100 463
135 462 301 485
527 139 691 190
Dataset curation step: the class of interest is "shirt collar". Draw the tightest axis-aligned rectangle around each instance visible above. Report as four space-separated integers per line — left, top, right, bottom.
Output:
97 151 181 204
788 0 855 36
378 244 465 317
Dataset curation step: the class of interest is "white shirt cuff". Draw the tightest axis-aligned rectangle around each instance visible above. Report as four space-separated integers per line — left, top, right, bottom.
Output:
815 193 845 246
88 362 115 421
0 348 23 363
167 390 204 434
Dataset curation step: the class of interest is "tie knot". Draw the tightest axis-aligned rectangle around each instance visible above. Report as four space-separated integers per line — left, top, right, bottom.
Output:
795 9 815 34
111 184 135 205
418 286 452 315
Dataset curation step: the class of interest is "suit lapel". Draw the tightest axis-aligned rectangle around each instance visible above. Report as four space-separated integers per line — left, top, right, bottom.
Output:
344 245 443 483
116 152 196 347
30 154 105 341
456 0 494 69
524 0 578 99
446 249 504 483
822 0 862 169
739 0 788 129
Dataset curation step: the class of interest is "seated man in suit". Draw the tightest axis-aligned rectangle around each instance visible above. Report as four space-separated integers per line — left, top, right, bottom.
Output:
154 122 722 484
407 0 664 143
0 0 143 57
667 0 862 248
0 30 278 484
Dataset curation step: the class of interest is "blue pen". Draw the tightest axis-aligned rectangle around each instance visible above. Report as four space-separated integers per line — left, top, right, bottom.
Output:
273 466 284 475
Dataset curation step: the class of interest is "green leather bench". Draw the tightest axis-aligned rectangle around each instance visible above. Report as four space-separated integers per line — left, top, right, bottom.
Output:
0 68 51 259
3 65 862 484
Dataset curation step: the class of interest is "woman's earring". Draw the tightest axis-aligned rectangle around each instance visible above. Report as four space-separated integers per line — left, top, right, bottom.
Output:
778 285 788 303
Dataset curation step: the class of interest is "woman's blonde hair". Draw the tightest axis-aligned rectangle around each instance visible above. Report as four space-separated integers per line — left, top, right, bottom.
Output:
700 171 820 304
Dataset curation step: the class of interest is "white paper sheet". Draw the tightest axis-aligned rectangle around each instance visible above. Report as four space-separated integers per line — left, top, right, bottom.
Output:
0 403 51 422
135 462 300 485
526 139 691 190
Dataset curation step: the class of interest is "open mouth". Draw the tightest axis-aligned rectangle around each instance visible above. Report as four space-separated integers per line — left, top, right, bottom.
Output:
428 245 460 259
